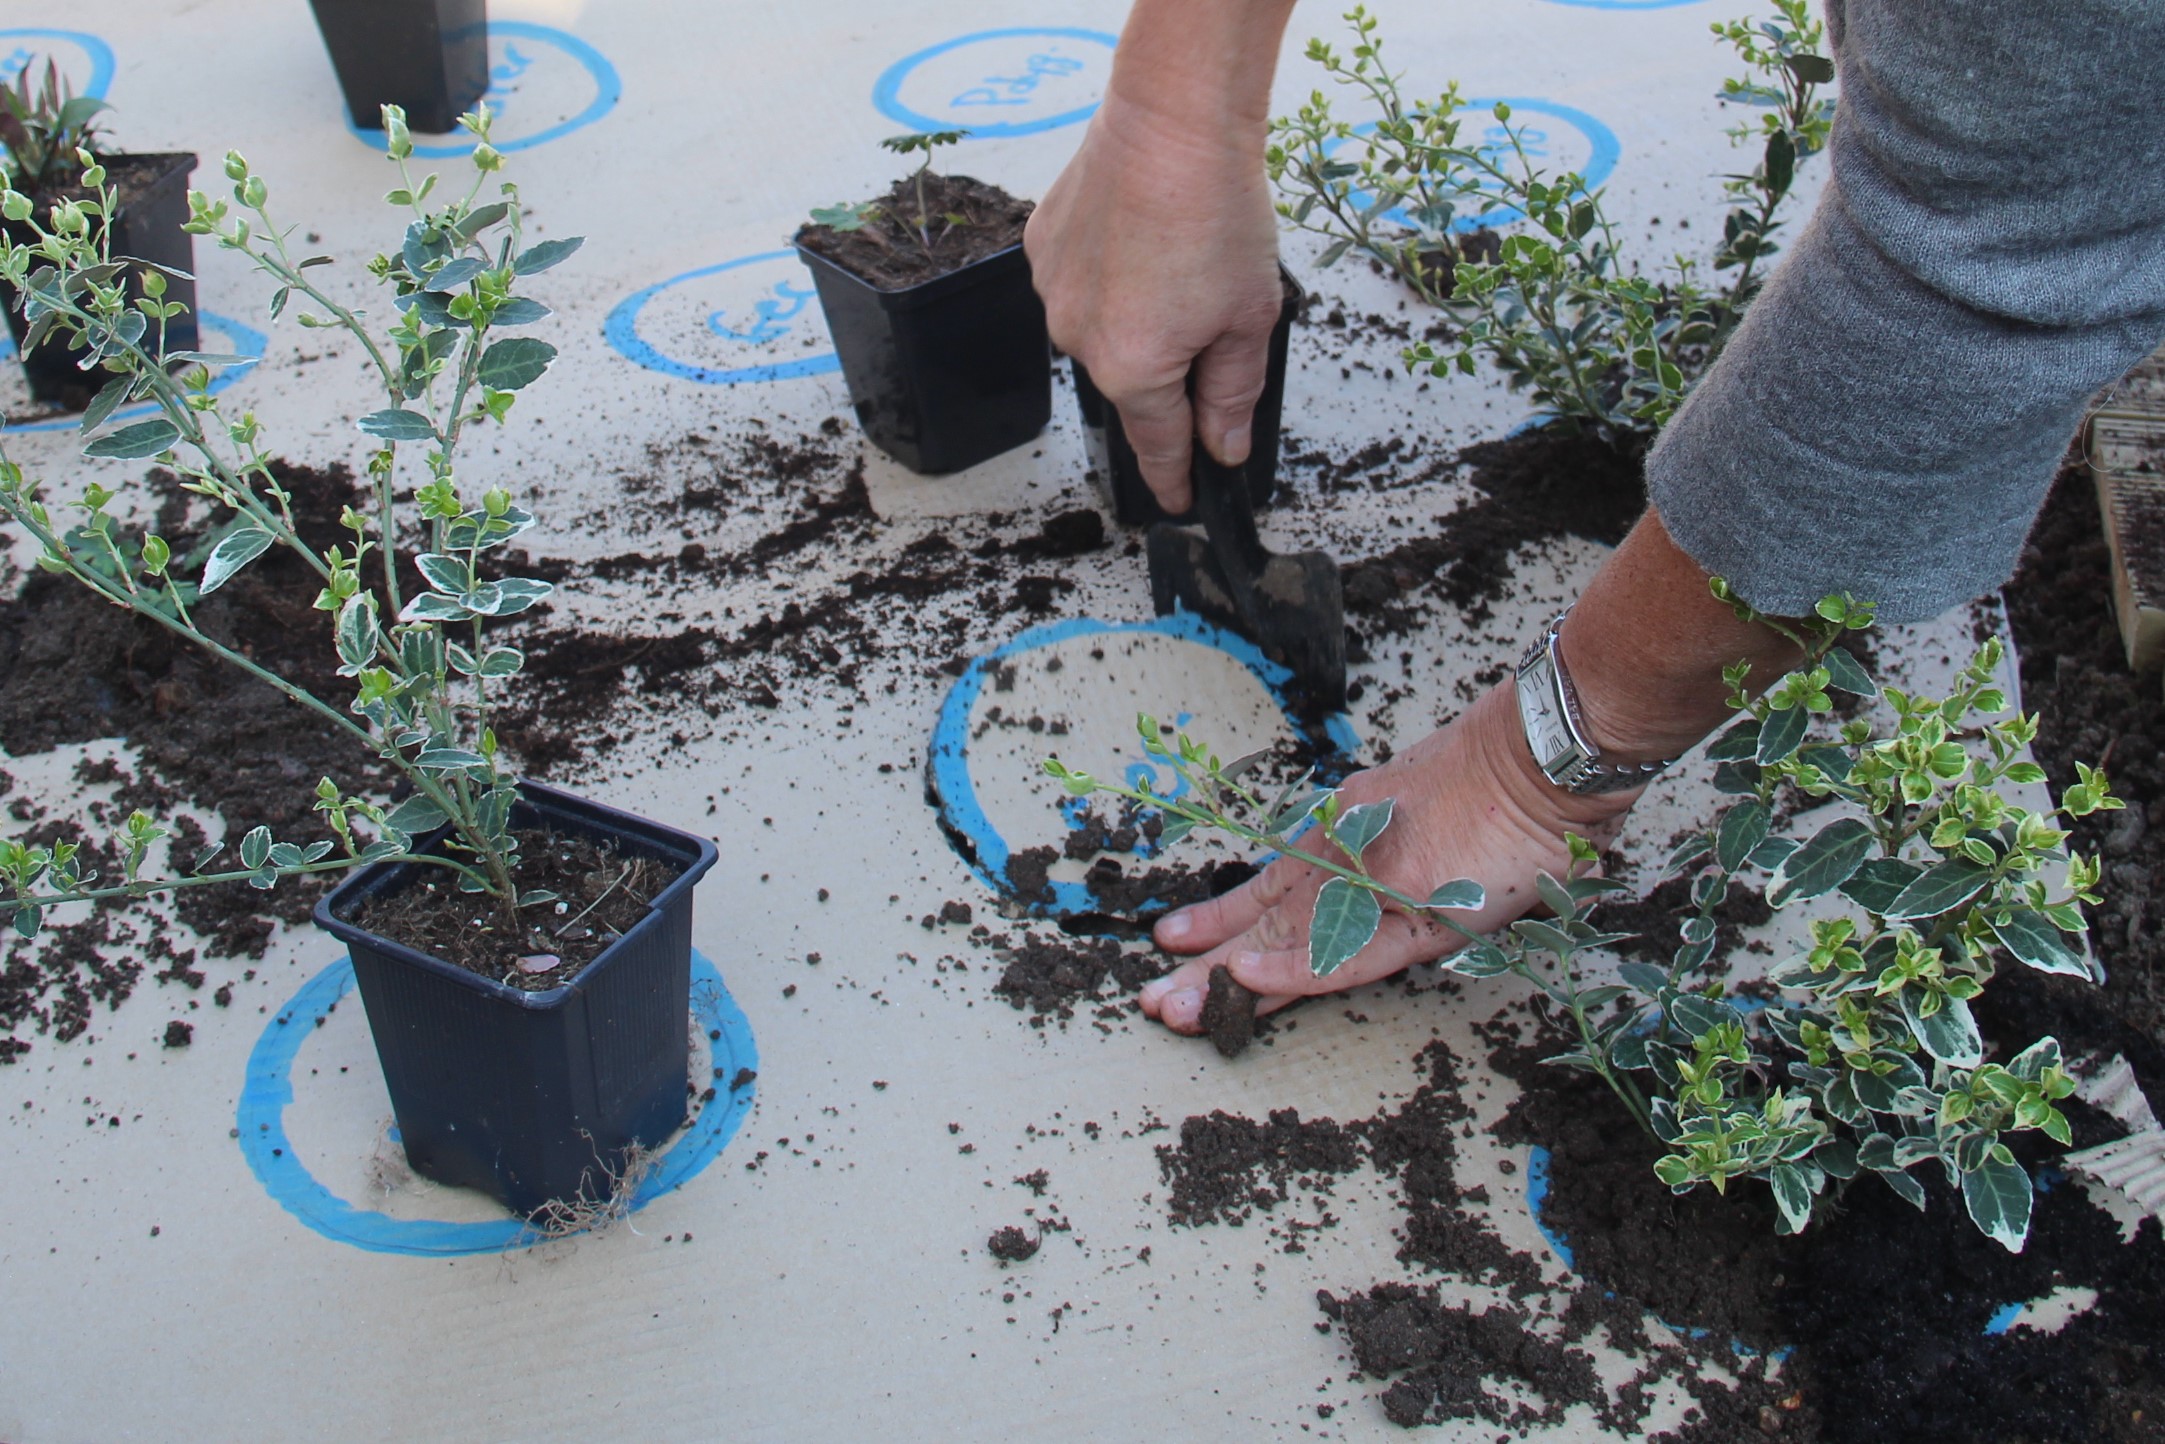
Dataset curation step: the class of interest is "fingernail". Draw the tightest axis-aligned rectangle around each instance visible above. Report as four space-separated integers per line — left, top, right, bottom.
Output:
1156 911 1191 943
1164 987 1202 1023
1140 976 1174 1004
1227 950 1261 979
1221 428 1251 465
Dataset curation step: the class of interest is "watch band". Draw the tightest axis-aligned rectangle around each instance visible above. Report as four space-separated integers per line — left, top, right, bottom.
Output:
1514 612 1676 795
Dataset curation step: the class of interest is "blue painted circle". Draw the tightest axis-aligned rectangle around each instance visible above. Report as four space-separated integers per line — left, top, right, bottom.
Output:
345 22 620 157
605 250 840 386
0 29 116 99
928 613 1359 916
2 310 265 434
236 949 756 1256
872 27 1117 139
1328 98 1621 234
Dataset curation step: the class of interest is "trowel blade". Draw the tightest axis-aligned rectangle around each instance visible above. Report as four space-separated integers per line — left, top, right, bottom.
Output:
1147 526 1348 710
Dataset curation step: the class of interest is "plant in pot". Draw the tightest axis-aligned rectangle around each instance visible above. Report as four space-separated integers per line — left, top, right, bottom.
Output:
1048 589 2119 1251
1269 1 1833 446
0 59 198 411
1070 267 1305 527
308 0 490 136
796 129 1051 475
0 105 716 1218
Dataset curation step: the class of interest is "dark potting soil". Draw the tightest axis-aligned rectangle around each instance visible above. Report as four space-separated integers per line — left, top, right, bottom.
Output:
335 828 678 989
987 1223 1041 1263
796 173 1032 291
1199 963 1259 1058
1337 424 1648 636
989 929 1163 1025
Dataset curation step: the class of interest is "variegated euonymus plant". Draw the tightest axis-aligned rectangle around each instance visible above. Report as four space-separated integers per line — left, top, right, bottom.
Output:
0 106 580 942
1269 1 1833 442
1047 588 2119 1250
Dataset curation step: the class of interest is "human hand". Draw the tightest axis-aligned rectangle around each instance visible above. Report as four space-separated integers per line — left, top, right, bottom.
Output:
1025 94 1284 514
1138 684 1640 1031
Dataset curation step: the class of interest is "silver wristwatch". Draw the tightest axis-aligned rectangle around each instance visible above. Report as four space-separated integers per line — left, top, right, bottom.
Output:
1514 613 1675 795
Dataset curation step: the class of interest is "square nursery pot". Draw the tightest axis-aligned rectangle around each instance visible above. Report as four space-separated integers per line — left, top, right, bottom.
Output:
314 780 718 1216
308 0 490 135
794 236 1052 475
1071 266 1303 527
3 151 198 410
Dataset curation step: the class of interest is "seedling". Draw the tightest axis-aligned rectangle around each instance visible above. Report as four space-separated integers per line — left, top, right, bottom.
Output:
1271 3 1832 442
0 58 110 199
0 105 584 951
880 128 968 250
1050 587 2118 1250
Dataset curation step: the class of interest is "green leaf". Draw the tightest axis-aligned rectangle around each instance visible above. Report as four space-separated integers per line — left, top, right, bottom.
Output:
1839 857 1922 915
382 793 450 835
1766 818 1874 907
1332 799 1393 864
83 418 181 460
1991 909 2094 980
239 825 272 870
1425 879 1483 910
200 525 275 595
1308 877 1382 979
1618 961 1669 995
1756 704 1808 765
335 597 379 669
1767 1162 1813 1233
1821 647 1877 698
415 744 488 773
476 646 524 678
79 376 134 434
1706 718 1761 762
475 337 557 391
1670 993 1741 1039
513 237 584 275
414 553 472 594
1786 53 1836 85
489 297 552 326
1901 989 1983 1067
454 201 511 239
357 408 437 441
1961 1154 2033 1252
1763 128 1796 196
423 256 485 292
1441 941 1513 979
1880 1167 1928 1211
1716 799 1769 874
1880 859 1991 920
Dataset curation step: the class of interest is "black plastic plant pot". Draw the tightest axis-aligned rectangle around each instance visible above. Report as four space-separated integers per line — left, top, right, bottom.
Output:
307 0 489 135
794 239 1052 476
1072 266 1304 527
3 151 198 410
314 780 718 1217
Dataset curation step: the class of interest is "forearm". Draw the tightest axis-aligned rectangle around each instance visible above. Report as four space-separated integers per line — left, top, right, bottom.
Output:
1559 508 1800 766
1104 0 1298 147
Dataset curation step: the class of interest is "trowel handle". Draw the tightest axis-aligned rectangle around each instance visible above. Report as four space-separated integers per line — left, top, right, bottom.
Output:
1189 437 1271 580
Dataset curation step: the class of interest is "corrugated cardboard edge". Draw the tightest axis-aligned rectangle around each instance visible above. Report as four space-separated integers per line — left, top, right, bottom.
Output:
2086 406 2165 675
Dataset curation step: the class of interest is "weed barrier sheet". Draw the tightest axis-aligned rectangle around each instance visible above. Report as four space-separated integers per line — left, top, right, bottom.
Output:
0 2 2109 1440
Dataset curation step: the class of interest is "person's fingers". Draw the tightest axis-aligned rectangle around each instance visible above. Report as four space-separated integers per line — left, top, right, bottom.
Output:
1222 907 1438 999
1189 326 1272 469
1152 855 1303 954
1112 377 1196 514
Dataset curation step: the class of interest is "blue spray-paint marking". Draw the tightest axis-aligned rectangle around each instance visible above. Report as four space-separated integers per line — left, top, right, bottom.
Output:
606 251 841 386
1983 1302 2025 1336
2 311 265 435
236 949 755 1257
1326 99 1620 235
928 614 1358 917
873 27 1117 139
345 22 621 157
0 29 116 98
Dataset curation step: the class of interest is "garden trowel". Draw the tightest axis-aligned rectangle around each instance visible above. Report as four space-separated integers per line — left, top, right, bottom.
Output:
1147 438 1347 710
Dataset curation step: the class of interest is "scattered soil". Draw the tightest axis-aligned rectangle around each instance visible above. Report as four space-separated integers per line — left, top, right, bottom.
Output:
334 829 679 989
1337 425 1648 636
795 173 1032 291
1317 1283 1604 1431
990 930 1162 1024
1156 1106 1362 1229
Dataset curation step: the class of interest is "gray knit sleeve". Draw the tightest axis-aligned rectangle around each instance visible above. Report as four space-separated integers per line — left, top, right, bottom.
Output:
1645 0 2165 623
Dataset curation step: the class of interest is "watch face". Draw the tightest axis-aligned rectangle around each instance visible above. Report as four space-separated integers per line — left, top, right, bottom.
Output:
1516 662 1577 772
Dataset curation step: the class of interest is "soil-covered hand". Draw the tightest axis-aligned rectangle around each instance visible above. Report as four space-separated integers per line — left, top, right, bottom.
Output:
1139 684 1638 1032
1025 95 1284 514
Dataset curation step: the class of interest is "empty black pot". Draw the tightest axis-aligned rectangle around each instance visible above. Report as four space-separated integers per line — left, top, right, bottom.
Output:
315 781 718 1217
794 238 1052 476
308 0 490 135
4 151 198 410
1071 266 1303 527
